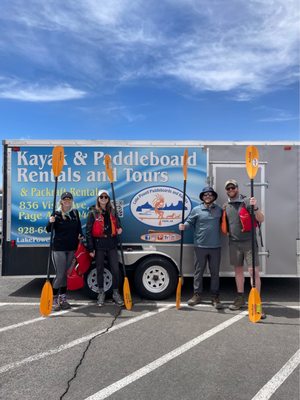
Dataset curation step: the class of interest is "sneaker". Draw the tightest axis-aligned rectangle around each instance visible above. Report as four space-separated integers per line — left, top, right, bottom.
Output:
212 296 223 310
112 290 124 306
53 295 61 312
60 294 71 310
229 295 246 310
97 290 105 306
187 293 201 306
260 312 267 320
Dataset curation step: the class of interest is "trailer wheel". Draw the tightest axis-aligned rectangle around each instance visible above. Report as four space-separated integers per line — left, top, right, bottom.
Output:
84 264 113 299
134 257 178 300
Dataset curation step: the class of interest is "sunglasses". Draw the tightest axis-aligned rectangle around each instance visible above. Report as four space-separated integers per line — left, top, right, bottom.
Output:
62 197 72 200
226 186 237 191
203 192 214 197
99 195 109 199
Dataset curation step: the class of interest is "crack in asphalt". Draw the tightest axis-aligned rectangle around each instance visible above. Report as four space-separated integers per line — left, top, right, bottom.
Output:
59 305 122 400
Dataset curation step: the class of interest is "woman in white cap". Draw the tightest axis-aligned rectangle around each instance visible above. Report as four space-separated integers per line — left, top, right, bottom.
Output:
46 192 82 311
85 190 124 306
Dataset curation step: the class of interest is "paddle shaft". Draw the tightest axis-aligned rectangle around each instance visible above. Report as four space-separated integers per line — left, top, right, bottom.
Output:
46 177 58 279
179 178 187 277
250 178 256 288
109 181 127 277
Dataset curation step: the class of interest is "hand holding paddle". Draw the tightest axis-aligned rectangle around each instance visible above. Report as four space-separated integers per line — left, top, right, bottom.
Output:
105 154 133 310
176 149 188 309
40 146 64 317
245 145 262 323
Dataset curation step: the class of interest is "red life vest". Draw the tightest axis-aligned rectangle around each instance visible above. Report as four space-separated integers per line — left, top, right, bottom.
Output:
238 205 258 232
92 212 117 237
221 202 258 234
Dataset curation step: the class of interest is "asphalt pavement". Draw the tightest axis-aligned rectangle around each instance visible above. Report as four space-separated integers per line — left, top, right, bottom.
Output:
0 276 299 400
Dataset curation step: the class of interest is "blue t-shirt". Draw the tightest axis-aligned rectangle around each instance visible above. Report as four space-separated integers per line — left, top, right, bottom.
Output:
184 203 222 248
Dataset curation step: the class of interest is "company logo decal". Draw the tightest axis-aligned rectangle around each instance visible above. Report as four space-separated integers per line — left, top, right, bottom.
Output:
130 186 192 228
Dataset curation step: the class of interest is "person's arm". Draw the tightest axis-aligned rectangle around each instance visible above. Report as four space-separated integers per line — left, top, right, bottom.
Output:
85 211 95 253
179 208 197 231
249 197 264 223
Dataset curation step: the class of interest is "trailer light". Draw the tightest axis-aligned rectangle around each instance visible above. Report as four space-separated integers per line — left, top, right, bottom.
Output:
10 240 16 247
284 146 292 150
12 147 20 152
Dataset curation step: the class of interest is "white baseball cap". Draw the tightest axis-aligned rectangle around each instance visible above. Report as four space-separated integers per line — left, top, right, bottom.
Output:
97 189 110 198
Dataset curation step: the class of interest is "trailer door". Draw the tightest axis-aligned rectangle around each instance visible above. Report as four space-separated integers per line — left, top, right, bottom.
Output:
212 162 267 275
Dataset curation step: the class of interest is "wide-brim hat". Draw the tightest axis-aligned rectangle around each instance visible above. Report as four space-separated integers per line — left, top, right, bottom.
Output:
199 186 218 201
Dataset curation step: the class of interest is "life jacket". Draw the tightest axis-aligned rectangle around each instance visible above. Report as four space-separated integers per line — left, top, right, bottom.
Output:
221 200 257 234
67 240 92 291
92 211 117 237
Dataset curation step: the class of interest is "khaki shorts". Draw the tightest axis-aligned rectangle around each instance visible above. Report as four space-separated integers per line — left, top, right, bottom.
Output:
229 241 259 267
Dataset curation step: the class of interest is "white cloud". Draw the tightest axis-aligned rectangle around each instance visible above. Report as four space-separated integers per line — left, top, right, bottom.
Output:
0 78 86 101
0 0 299 100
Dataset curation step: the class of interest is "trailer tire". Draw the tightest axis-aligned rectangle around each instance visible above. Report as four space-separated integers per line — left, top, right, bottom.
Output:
134 257 178 300
84 263 114 299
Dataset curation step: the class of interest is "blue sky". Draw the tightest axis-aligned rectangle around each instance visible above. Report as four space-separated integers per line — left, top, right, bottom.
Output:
0 0 299 147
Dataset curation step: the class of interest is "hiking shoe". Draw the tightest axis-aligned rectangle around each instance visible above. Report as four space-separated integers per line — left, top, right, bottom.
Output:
97 290 105 306
187 293 201 306
53 295 61 312
112 290 124 306
60 294 71 310
212 296 223 310
229 295 246 310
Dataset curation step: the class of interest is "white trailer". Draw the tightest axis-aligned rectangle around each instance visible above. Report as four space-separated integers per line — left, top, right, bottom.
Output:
1 140 299 299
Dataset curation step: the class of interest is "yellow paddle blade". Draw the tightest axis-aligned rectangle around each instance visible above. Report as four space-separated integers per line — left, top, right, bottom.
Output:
123 277 133 310
176 277 183 309
104 154 114 183
246 145 259 180
248 288 262 323
52 146 64 177
40 280 53 317
183 149 188 181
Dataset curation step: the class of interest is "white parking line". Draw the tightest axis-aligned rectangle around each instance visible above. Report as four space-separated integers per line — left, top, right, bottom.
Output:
0 305 88 333
252 349 300 400
84 311 248 400
0 305 172 374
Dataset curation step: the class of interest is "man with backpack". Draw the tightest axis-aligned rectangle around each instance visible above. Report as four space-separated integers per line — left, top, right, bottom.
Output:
223 179 266 318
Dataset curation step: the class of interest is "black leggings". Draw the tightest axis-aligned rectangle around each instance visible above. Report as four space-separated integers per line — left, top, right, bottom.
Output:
95 248 120 290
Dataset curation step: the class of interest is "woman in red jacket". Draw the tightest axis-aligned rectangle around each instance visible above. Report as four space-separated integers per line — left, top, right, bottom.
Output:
86 190 124 306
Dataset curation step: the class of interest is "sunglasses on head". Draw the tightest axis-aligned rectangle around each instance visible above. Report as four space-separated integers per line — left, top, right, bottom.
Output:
226 186 236 191
99 195 108 199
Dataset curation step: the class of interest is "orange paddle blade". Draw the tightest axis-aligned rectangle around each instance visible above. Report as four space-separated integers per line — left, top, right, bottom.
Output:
40 280 53 317
248 288 262 323
123 277 133 310
104 154 114 183
52 146 64 177
176 277 183 309
183 149 188 181
246 145 259 180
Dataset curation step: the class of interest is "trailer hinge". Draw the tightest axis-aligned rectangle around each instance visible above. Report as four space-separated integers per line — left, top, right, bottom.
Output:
246 181 269 188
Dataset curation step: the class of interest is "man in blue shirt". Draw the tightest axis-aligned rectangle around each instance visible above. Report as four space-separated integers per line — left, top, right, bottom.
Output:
179 186 223 309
